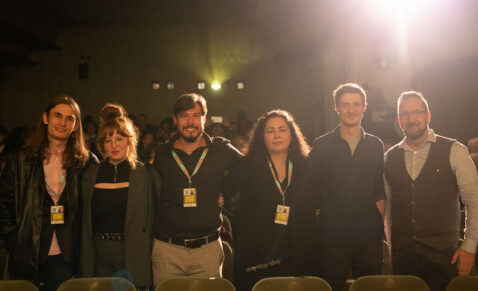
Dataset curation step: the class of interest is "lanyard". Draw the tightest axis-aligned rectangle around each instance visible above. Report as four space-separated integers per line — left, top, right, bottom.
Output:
267 158 293 205
45 169 66 205
171 148 208 187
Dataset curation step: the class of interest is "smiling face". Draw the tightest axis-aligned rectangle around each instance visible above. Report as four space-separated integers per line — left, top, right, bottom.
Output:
263 116 292 155
398 97 430 140
42 104 78 142
335 92 366 128
174 103 205 143
103 130 129 165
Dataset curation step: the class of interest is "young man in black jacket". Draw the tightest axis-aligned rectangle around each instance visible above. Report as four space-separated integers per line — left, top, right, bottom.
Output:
303 84 386 291
0 96 98 291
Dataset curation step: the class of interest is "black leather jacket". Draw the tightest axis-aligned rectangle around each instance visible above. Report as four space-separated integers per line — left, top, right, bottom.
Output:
0 148 97 280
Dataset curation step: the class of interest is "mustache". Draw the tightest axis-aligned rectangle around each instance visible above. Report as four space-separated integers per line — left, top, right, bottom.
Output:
406 123 420 128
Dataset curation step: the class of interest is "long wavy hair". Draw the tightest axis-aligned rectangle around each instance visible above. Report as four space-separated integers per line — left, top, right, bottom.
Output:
246 110 310 161
97 103 139 169
27 96 89 168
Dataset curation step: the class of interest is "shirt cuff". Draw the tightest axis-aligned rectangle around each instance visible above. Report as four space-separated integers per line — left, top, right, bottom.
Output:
460 238 478 254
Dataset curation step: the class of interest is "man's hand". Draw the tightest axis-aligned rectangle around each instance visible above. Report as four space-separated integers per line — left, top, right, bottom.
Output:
451 248 475 275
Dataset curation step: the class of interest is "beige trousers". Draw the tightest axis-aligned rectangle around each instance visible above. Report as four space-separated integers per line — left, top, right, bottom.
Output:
151 237 224 286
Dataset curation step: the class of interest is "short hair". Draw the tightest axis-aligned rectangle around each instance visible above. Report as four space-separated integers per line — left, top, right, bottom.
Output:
333 83 367 107
97 103 139 169
397 91 429 114
173 93 208 116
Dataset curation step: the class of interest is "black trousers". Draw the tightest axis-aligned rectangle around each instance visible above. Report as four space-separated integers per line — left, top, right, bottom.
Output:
392 242 458 291
93 236 151 291
318 240 383 291
38 254 72 291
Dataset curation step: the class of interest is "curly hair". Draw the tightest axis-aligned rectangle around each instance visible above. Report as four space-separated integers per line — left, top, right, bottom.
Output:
246 110 310 161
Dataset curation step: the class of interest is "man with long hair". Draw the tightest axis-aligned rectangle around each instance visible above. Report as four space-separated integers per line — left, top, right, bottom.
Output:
0 96 98 291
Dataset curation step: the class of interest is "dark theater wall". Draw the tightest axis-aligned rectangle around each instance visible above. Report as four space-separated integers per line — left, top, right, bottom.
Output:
1 0 478 143
0 21 323 139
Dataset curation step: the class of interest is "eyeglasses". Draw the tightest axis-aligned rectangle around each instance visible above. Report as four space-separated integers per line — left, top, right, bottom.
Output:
399 110 427 119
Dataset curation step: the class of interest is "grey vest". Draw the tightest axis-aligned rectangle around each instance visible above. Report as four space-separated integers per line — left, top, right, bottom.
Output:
385 135 460 250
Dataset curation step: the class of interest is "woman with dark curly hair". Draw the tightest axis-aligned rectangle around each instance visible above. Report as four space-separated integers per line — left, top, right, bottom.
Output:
234 109 312 291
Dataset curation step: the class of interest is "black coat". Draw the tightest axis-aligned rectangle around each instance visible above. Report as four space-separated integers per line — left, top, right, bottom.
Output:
233 154 313 291
0 148 97 280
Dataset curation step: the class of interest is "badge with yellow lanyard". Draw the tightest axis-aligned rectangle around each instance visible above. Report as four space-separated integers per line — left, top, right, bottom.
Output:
45 169 66 224
171 148 208 207
268 159 293 225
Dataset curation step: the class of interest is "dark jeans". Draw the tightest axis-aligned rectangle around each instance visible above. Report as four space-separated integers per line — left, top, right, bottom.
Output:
38 254 72 291
392 242 458 291
318 240 383 291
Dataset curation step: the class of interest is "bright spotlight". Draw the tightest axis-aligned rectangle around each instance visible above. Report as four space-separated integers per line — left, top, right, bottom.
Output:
211 82 221 91
372 0 435 20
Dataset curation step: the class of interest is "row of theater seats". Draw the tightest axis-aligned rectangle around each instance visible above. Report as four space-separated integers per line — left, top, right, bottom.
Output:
0 275 478 291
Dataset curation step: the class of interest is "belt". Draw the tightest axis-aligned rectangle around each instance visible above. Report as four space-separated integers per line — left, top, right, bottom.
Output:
157 232 219 249
95 232 124 241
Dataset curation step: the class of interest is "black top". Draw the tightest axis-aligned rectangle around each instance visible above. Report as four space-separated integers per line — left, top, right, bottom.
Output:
234 154 311 291
39 186 69 264
91 160 130 233
152 133 242 239
303 126 385 242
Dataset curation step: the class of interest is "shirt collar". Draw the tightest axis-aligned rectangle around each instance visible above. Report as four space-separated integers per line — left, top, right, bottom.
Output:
332 125 366 141
398 129 436 151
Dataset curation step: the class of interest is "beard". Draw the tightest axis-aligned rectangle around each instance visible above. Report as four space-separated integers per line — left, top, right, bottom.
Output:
404 123 427 140
179 126 202 143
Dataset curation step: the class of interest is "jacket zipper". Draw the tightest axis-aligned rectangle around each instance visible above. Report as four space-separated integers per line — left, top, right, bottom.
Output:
114 164 118 182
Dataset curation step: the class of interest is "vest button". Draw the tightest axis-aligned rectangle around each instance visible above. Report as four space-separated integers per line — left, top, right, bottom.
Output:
413 235 417 239
411 201 415 205
412 219 416 223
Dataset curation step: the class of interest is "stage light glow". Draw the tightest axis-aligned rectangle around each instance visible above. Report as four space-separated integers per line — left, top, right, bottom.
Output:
370 0 437 25
211 81 221 91
366 0 439 64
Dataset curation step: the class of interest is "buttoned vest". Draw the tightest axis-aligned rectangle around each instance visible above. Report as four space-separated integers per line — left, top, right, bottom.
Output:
385 135 459 250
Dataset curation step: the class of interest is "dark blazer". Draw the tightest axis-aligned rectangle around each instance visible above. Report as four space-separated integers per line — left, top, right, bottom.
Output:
79 161 159 286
